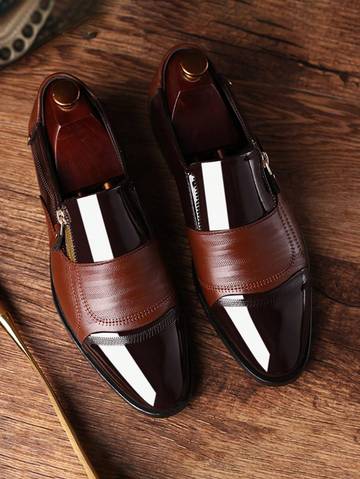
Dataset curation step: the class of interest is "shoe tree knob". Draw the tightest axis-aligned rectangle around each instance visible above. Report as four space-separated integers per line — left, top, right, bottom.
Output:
180 49 208 81
51 79 80 109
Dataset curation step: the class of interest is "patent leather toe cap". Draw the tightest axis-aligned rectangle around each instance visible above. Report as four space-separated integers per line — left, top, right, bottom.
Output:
207 270 312 384
83 310 190 416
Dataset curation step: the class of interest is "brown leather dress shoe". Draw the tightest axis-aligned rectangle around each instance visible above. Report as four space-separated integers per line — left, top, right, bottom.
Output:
28 73 190 416
150 45 312 384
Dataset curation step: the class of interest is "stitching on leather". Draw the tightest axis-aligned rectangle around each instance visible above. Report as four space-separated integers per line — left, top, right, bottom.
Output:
188 204 278 237
217 270 309 309
87 310 177 345
79 286 174 326
69 260 81 337
56 240 155 271
55 239 174 326
219 283 300 308
283 205 303 253
73 263 174 325
66 242 150 269
198 200 304 293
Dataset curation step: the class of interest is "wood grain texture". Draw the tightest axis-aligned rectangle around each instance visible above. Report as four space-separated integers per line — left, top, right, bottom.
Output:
0 1 359 478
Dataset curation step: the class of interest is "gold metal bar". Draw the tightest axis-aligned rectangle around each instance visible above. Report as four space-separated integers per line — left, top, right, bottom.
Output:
0 300 99 479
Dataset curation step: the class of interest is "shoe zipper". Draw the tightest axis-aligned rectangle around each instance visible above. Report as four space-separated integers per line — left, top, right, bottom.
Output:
261 150 280 195
30 126 62 214
188 172 202 229
29 127 77 258
261 151 272 175
53 207 69 251
64 225 77 261
53 206 77 261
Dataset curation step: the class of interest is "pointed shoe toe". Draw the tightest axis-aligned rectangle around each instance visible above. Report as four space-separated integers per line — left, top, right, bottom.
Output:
207 270 312 384
83 310 191 416
30 73 191 415
150 45 312 383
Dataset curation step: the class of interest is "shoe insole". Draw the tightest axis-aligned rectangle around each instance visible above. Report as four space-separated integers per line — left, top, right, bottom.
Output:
165 50 247 160
44 80 123 197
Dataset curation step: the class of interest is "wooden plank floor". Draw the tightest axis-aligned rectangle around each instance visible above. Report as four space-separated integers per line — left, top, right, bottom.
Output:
0 1 359 478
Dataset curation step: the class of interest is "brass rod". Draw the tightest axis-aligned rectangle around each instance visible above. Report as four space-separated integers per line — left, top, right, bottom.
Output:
0 300 99 479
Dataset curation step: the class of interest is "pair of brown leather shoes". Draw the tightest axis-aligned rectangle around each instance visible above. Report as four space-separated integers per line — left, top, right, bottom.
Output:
28 45 311 417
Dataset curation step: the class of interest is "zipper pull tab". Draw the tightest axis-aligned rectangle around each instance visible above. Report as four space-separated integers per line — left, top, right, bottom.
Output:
261 151 272 175
261 151 280 194
53 208 68 251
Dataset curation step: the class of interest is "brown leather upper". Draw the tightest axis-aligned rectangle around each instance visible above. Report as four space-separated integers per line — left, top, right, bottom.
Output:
149 45 311 385
187 196 306 306
30 74 176 344
44 200 175 343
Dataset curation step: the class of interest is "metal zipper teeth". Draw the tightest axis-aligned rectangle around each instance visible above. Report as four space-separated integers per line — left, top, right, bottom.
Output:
64 225 77 262
31 127 76 261
188 173 202 229
31 127 61 213
32 143 55 205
